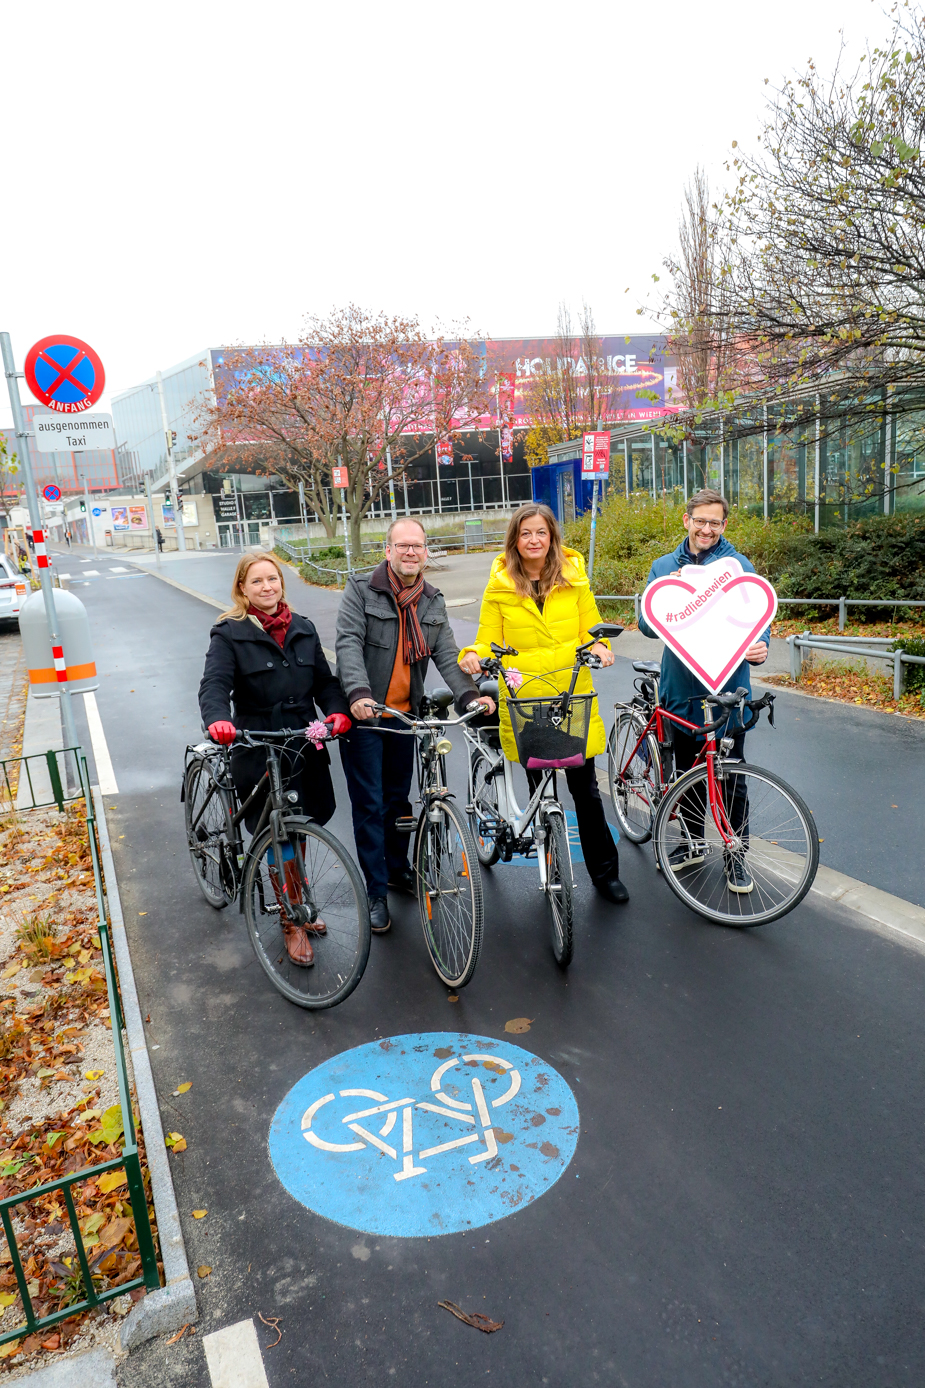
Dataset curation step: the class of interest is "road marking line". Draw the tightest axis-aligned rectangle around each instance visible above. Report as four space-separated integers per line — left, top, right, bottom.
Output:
83 568 100 575
83 691 119 795
203 1318 270 1388
108 566 128 572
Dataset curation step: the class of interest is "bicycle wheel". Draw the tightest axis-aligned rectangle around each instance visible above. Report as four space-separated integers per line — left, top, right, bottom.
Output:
607 711 662 844
243 816 370 1009
652 762 819 926
468 746 501 867
540 808 573 967
184 757 235 908
415 799 483 988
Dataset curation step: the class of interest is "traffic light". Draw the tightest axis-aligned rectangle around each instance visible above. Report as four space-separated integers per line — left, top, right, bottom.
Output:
79 500 86 513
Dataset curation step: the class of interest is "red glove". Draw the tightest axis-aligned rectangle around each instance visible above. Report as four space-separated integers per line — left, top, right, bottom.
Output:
324 713 352 738
208 721 237 745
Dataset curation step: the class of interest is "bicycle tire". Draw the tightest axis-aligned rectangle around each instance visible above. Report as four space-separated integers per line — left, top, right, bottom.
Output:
468 746 502 867
541 808 574 967
414 799 483 989
243 816 370 1009
652 762 819 926
607 712 662 844
184 757 235 908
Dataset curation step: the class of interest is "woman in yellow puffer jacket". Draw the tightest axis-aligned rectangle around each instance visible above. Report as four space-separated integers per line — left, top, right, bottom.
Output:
459 503 628 905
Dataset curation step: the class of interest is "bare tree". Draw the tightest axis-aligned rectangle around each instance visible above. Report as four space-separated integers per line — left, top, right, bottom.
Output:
524 301 621 466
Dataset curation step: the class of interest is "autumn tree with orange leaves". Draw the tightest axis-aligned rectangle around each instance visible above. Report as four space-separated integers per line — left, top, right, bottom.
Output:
203 307 491 555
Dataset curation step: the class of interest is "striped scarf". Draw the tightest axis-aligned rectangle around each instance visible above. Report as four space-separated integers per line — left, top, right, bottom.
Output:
387 566 431 665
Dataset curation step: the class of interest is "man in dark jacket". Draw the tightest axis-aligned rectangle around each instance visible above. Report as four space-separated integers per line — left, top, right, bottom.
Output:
336 518 494 934
638 488 771 894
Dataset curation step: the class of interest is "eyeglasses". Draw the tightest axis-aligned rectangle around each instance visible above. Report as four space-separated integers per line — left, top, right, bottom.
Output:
391 543 426 553
689 518 725 531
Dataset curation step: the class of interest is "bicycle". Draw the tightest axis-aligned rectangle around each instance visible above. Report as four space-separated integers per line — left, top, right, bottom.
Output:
366 694 487 990
607 661 819 925
464 622 624 968
182 725 370 1009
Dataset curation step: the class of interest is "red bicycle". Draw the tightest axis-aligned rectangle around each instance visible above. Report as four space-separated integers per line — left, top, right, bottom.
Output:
607 660 819 925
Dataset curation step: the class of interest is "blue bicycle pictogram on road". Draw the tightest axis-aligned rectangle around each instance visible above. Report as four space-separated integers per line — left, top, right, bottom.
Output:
269 1032 580 1236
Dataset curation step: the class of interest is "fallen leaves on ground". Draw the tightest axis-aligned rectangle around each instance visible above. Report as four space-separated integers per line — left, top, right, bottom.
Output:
171 1082 191 1096
191 1210 207 1219
258 1312 282 1348
0 801 163 1365
197 1265 211 1279
165 1133 187 1154
504 1018 533 1034
438 1300 504 1333
766 667 925 719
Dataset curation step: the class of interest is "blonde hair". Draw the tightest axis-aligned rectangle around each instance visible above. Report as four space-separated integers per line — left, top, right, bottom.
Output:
503 503 571 600
219 553 288 621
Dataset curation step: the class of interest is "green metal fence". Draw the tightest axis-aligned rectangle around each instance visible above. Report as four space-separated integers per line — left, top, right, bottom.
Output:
0 748 160 1350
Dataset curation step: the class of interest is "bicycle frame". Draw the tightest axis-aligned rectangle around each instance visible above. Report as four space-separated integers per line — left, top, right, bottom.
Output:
463 727 565 887
185 733 323 916
616 694 740 849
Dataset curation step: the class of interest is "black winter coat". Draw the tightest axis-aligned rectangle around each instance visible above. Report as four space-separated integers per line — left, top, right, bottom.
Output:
198 613 349 826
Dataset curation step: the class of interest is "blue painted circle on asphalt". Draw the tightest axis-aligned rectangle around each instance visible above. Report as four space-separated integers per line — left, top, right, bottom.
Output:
268 1032 579 1237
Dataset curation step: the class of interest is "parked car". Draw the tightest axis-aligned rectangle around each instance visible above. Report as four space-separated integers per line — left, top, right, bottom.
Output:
0 554 29 623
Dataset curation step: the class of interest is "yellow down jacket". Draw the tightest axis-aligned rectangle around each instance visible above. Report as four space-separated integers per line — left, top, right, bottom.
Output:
458 547 609 764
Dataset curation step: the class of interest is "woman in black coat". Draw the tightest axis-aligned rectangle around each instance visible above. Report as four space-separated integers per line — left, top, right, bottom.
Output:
198 554 351 965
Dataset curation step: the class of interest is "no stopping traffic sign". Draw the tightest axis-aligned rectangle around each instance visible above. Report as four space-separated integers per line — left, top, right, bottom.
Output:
24 335 105 414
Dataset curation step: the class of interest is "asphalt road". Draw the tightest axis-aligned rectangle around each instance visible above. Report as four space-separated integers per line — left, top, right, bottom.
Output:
43 552 925 1387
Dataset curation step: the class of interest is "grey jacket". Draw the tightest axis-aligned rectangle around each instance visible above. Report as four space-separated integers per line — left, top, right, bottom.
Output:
336 561 481 714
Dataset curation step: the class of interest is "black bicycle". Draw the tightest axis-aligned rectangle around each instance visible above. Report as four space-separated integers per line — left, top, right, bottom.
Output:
182 727 370 1009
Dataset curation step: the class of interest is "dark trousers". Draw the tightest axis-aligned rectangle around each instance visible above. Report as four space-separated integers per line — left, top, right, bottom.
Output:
672 728 749 846
526 757 620 884
340 724 416 897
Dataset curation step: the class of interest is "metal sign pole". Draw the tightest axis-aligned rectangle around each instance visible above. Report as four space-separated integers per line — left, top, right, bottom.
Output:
588 477 600 585
81 473 98 558
143 475 161 569
156 370 186 552
1 332 80 757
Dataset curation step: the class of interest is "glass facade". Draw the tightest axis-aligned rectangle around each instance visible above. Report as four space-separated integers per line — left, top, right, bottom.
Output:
111 353 213 478
600 387 925 526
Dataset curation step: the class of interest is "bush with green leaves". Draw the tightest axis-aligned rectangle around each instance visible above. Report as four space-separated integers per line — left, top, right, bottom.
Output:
565 492 925 623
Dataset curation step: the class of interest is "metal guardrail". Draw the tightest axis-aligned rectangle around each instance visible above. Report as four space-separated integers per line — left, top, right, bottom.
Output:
785 633 925 699
0 750 160 1351
276 528 506 567
594 593 925 629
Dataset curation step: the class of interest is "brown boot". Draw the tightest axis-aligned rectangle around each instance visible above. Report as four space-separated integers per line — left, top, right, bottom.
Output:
283 858 326 934
282 923 315 967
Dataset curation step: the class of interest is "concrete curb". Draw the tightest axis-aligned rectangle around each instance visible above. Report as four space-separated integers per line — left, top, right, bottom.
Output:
752 673 925 726
9 1346 117 1387
90 788 198 1351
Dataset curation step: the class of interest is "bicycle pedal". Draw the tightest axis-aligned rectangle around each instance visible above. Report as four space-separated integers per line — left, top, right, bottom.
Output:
394 816 416 836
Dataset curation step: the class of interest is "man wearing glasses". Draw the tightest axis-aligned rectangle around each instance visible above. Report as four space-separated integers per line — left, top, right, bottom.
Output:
336 518 495 934
638 488 770 892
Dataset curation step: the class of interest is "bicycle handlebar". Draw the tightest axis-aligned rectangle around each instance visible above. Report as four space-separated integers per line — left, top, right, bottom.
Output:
207 725 345 749
368 702 487 733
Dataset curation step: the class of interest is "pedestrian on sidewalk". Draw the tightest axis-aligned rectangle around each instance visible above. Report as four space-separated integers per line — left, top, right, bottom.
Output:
638 487 770 893
335 518 495 935
199 554 352 967
64 529 71 549
155 527 164 553
458 503 629 905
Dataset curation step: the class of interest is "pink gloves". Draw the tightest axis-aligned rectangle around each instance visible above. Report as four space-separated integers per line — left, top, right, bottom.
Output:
324 713 352 738
208 721 236 745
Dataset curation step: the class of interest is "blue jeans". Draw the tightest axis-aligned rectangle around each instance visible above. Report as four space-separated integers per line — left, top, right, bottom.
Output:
339 724 415 897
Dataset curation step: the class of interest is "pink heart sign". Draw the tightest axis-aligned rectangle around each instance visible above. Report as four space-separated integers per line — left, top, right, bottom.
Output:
642 559 777 695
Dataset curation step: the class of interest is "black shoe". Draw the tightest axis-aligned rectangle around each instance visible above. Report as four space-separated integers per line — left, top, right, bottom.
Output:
724 856 754 894
662 843 705 873
369 896 391 933
594 875 629 904
387 867 415 894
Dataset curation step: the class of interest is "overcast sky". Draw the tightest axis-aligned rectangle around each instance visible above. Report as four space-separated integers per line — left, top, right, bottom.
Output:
1 0 891 427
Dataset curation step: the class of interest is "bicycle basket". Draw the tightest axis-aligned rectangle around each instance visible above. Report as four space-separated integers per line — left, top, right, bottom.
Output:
506 692 594 769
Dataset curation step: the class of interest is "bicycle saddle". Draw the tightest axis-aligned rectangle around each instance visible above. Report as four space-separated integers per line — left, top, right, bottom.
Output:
632 660 662 676
424 686 454 710
477 676 499 701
